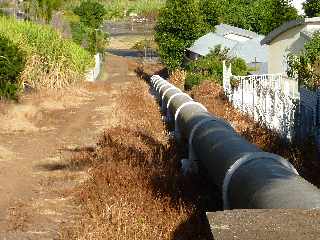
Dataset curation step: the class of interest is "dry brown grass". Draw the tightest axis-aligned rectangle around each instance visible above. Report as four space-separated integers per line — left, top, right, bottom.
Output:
20 55 82 90
190 80 319 186
62 79 217 239
169 70 186 91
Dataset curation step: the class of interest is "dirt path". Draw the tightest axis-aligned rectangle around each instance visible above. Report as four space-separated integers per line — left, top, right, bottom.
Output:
0 54 140 239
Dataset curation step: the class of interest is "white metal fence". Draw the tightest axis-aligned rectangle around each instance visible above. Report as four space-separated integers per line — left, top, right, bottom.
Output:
223 61 320 142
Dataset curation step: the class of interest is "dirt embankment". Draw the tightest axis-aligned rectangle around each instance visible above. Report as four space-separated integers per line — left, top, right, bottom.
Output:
0 54 216 239
0 54 148 239
61 71 217 239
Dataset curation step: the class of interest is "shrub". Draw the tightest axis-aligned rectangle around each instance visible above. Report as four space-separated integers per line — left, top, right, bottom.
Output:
0 16 93 89
155 0 209 71
0 35 25 99
232 57 249 76
73 0 108 54
185 73 206 90
250 0 299 35
71 21 87 45
185 46 248 89
287 31 320 90
74 0 106 29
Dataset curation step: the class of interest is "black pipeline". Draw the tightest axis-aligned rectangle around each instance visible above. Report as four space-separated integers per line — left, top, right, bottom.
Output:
150 75 320 209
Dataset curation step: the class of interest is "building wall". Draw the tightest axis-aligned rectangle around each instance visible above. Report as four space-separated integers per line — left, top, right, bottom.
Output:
292 0 304 15
268 25 306 74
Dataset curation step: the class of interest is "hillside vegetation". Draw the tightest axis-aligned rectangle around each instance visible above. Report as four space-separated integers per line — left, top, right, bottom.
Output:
0 16 93 91
63 0 165 20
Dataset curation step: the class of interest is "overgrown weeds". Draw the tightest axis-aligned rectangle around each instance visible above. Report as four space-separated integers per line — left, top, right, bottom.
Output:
62 79 217 239
0 34 25 99
168 69 186 91
0 16 93 90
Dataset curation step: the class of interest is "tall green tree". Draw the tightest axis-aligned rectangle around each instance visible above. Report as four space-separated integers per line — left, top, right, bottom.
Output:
74 0 106 29
73 0 108 54
199 0 222 27
248 0 298 35
199 0 299 35
303 0 320 17
155 0 210 70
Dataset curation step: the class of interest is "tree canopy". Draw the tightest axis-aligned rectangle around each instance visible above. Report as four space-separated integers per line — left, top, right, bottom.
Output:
155 0 299 71
199 0 299 35
155 0 210 70
72 0 108 54
74 0 106 29
303 0 320 17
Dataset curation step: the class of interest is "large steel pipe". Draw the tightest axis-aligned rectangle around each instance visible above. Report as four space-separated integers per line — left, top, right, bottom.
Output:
150 75 320 210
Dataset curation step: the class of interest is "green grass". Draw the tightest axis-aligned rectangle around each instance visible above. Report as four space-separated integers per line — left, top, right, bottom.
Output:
0 16 93 88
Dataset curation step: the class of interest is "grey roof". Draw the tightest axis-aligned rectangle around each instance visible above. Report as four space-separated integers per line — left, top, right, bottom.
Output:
188 24 267 64
215 24 259 39
228 36 268 63
188 32 238 56
261 17 320 45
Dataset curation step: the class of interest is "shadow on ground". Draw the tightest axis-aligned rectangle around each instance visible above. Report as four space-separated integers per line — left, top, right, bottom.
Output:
106 49 142 58
35 145 96 172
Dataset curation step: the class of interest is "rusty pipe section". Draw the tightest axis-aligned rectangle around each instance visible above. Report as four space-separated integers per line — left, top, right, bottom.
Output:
150 75 320 210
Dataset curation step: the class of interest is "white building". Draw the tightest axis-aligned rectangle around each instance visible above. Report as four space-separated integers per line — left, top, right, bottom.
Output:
261 17 320 74
186 24 268 74
292 0 305 15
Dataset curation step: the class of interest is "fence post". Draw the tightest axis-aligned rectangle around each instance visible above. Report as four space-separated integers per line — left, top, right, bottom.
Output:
223 61 232 93
316 89 320 155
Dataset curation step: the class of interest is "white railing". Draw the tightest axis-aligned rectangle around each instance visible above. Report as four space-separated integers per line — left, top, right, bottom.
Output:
223 61 299 140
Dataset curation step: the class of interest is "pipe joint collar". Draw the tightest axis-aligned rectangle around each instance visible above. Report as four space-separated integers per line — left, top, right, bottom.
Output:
174 101 208 140
174 102 208 122
151 75 162 83
154 79 166 91
166 93 192 121
161 87 180 111
151 76 162 87
222 152 299 210
159 83 174 96
155 81 168 92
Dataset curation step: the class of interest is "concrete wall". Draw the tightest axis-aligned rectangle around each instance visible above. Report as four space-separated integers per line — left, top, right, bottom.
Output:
86 53 102 82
